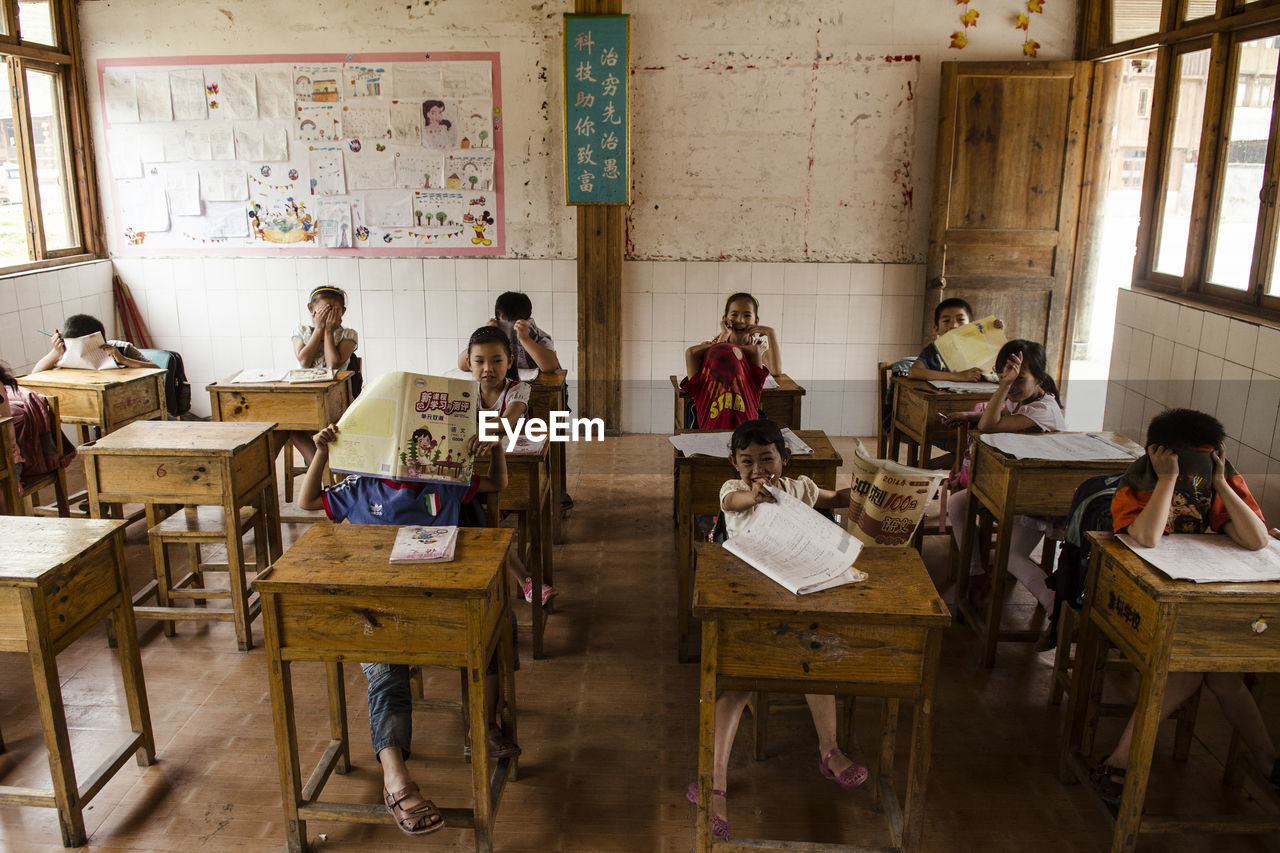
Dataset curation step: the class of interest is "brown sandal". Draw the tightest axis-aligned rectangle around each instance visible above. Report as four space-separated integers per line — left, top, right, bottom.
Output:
383 782 444 836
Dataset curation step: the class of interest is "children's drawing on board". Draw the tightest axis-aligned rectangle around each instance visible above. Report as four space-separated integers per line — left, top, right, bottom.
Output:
421 98 460 149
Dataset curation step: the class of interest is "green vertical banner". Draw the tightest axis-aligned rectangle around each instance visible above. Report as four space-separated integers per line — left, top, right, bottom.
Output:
563 14 630 205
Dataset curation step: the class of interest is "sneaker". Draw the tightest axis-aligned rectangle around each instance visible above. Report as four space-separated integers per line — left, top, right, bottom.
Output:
522 577 559 606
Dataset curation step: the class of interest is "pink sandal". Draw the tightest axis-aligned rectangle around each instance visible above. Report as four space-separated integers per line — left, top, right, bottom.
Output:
819 748 869 788
685 781 731 838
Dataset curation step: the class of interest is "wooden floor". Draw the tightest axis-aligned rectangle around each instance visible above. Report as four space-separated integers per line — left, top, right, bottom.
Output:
1 435 1278 852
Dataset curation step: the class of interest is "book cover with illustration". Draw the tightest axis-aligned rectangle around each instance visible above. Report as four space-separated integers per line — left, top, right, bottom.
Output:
329 371 479 484
933 315 1007 375
390 525 459 563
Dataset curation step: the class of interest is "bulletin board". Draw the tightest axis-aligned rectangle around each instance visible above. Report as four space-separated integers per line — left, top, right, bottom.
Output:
97 52 505 256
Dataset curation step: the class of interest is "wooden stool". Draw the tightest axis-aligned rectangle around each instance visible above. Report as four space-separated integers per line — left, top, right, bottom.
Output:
0 516 155 847
144 504 267 641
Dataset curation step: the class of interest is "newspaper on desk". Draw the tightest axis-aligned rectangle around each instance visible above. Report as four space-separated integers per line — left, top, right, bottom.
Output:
979 432 1141 461
1118 534 1280 583
723 485 867 595
668 428 813 459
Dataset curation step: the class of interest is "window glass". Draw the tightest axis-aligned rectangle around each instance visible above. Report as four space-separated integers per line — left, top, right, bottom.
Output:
1112 0 1162 42
1207 37 1277 289
24 68 76 250
1183 0 1217 22
1154 49 1211 276
0 66 31 265
17 2 56 47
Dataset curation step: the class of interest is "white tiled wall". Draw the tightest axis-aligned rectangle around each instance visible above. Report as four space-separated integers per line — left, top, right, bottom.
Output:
1103 288 1280 526
0 261 117 374
620 260 924 436
109 257 580 418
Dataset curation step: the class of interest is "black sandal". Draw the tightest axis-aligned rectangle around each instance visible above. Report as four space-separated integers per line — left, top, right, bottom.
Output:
1088 762 1126 808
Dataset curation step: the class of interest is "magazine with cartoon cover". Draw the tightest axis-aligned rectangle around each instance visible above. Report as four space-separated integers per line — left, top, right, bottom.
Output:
329 371 479 484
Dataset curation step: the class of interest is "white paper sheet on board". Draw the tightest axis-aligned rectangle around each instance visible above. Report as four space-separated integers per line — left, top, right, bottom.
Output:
103 70 139 124
220 68 259 120
314 199 354 248
199 202 250 238
233 125 267 161
108 136 143 179
169 69 207 121
200 167 247 202
118 179 170 231
390 103 422 144
164 169 201 216
308 147 347 196
185 125 235 161
341 104 391 141
262 127 288 161
257 70 293 120
392 65 442 100
295 104 341 141
136 130 166 164
364 190 413 226
134 72 173 123
344 150 396 190
393 149 441 189
437 62 492 97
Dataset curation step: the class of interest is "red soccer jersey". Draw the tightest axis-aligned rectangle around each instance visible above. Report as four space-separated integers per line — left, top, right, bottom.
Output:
679 343 769 430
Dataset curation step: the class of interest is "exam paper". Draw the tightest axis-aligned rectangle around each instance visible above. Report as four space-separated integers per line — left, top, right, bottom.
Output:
56 333 117 370
927 380 994 393
979 432 1141 462
723 486 867 595
667 429 813 459
1118 534 1280 583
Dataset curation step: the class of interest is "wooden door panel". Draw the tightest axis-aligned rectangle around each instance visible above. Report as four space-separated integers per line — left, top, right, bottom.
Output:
928 61 1092 379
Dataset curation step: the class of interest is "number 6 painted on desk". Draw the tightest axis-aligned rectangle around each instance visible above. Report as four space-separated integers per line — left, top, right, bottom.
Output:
156 463 167 478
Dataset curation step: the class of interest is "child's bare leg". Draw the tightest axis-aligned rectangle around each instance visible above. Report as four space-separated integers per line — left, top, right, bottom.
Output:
1105 671 1206 769
1203 672 1278 775
378 745 414 792
507 543 526 587
804 694 857 775
711 691 752 819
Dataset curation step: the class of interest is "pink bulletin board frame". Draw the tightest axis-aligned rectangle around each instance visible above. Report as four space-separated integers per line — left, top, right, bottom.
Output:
97 52 505 257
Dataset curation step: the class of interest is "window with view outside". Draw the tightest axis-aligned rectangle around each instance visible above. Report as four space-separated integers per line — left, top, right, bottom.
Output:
0 68 31 265
1153 49 1210 277
25 68 78 251
1207 36 1278 290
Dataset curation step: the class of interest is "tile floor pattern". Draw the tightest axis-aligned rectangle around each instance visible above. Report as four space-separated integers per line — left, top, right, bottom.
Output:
1 435 1278 852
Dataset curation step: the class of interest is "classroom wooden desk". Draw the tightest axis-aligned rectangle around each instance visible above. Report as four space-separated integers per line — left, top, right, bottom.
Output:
254 524 516 853
955 431 1140 667
475 439 555 658
206 371 353 519
17 367 166 444
669 373 806 432
1061 534 1280 852
0 516 155 847
78 420 282 651
887 377 989 468
692 543 949 853
528 369 568 544
0 416 19 515
674 430 842 663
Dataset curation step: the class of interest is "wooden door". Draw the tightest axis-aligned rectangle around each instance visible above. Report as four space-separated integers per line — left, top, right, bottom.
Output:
926 61 1093 380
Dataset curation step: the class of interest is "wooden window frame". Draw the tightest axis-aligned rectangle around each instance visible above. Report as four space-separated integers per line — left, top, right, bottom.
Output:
1083 0 1280 321
0 0 103 275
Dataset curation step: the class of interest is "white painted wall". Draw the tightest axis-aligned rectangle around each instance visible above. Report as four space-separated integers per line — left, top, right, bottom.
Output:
1103 288 1280 527
59 0 1075 431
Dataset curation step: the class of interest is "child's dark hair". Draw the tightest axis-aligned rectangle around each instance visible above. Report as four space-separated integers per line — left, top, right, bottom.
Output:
494 291 533 322
467 325 513 359
63 314 107 339
0 362 17 390
934 297 973 326
308 285 346 307
995 339 1060 401
729 418 787 459
422 99 452 129
724 292 760 316
1146 408 1225 449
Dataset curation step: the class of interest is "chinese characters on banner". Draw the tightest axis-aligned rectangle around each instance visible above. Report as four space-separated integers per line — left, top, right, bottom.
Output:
563 14 629 204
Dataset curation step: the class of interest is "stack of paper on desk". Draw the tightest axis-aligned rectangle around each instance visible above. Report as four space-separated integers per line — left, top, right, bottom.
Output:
927 380 994 393
979 432 1141 461
668 428 813 458
723 486 867 595
1119 534 1280 583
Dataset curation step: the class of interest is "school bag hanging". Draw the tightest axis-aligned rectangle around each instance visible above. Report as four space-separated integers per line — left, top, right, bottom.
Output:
1043 472 1122 648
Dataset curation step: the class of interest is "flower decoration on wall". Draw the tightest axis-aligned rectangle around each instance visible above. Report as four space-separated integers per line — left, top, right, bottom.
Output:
949 0 979 50
1016 0 1045 57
